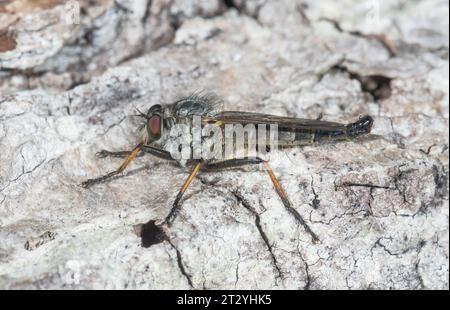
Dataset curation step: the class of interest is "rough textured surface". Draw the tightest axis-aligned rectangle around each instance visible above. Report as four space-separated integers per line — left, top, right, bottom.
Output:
0 0 448 289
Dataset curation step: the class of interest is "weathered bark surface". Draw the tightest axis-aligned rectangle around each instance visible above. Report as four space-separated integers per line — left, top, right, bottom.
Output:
0 0 448 289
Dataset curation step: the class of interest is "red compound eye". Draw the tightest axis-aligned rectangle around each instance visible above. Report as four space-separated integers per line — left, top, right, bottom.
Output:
148 115 161 136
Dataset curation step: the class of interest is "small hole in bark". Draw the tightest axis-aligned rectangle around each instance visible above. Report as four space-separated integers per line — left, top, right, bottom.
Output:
223 0 237 9
334 66 393 101
135 220 168 248
356 75 392 101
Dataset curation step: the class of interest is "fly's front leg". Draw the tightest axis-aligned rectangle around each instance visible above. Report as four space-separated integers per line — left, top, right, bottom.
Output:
95 141 177 160
204 158 319 244
141 145 175 161
81 143 143 188
96 150 144 159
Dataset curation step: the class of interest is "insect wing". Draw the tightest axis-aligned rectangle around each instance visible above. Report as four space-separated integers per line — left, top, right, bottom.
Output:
203 111 347 132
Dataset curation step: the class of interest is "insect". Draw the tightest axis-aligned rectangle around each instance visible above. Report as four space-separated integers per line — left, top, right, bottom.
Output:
82 93 373 243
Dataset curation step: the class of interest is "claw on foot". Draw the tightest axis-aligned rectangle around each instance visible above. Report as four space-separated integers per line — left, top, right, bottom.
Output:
81 179 95 188
95 150 110 158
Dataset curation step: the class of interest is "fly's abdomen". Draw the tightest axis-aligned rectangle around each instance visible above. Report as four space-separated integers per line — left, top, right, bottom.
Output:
278 116 373 146
278 128 347 146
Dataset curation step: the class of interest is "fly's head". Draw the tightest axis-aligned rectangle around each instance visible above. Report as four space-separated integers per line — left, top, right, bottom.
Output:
137 104 164 144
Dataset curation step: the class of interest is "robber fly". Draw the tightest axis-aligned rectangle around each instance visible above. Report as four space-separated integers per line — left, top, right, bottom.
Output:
82 93 373 243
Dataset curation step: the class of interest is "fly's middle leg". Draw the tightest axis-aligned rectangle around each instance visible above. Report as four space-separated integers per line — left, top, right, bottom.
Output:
162 159 265 227
164 162 203 226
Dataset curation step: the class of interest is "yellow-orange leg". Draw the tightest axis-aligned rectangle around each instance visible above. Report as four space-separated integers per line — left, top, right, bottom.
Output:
263 161 319 243
81 143 143 188
164 162 203 225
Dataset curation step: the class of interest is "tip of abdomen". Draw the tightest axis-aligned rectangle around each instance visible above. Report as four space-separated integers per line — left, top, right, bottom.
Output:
346 115 374 137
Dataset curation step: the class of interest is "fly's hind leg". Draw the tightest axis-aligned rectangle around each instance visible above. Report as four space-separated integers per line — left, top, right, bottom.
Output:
204 158 319 243
262 161 319 243
203 158 265 170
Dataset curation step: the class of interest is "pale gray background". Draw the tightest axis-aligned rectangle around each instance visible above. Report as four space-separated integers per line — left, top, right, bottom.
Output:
0 0 448 289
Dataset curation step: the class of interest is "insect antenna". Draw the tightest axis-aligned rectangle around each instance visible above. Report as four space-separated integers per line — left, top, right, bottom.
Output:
133 107 148 119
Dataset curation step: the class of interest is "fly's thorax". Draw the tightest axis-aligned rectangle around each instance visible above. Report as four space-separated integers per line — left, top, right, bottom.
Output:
160 116 258 164
170 93 222 118
153 95 222 163
160 116 196 167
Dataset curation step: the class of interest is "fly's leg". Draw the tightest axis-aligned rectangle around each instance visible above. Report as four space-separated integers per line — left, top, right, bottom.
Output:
141 145 175 161
143 145 199 166
81 143 143 188
96 150 144 159
204 158 319 244
95 142 176 160
164 159 263 226
164 162 203 226
203 158 264 170
262 161 319 243
137 145 199 225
